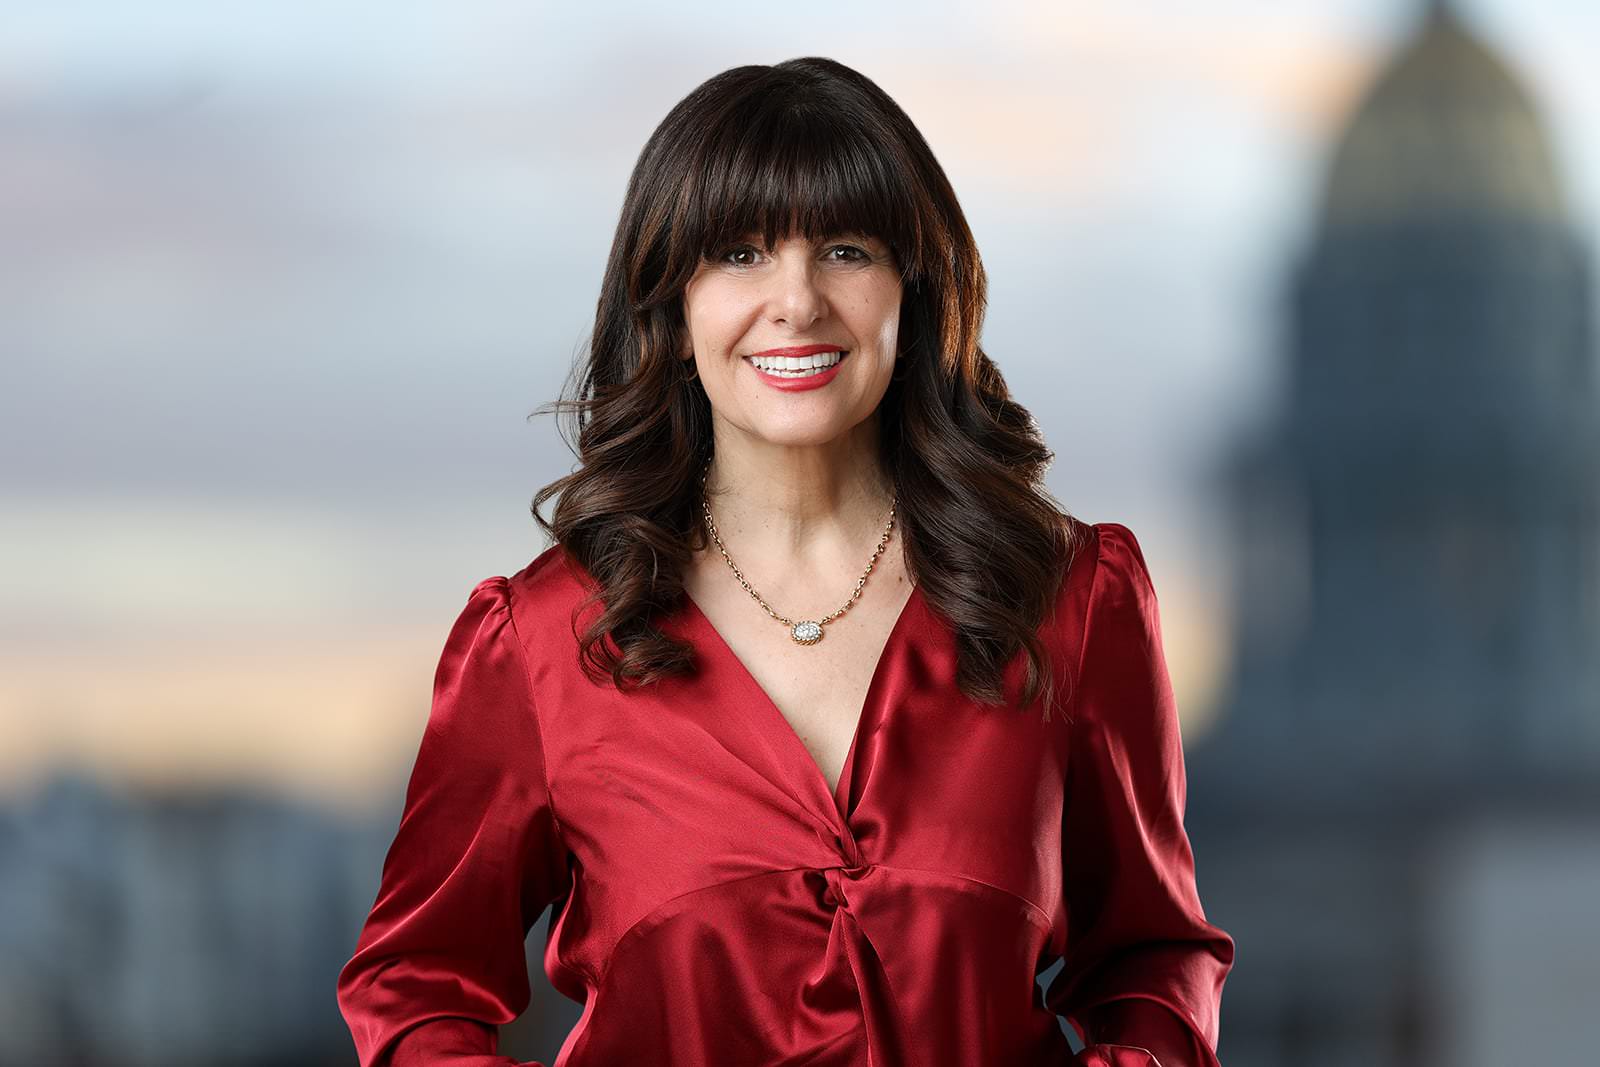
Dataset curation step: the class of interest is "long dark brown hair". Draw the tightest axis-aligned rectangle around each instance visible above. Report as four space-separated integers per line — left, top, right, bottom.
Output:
530 56 1087 720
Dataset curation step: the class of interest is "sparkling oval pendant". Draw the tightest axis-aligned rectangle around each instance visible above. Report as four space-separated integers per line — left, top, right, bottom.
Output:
790 620 823 645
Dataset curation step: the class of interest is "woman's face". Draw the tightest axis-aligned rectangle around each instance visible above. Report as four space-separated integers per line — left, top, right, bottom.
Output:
681 231 903 449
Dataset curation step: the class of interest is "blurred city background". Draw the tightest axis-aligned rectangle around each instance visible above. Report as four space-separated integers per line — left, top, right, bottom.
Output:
2 1 1596 1064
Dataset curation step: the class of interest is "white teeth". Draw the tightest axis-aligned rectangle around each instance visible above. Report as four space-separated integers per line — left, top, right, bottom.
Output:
748 351 846 375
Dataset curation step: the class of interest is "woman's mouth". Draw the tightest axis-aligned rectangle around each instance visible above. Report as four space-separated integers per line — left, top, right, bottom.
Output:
744 349 850 392
744 349 849 380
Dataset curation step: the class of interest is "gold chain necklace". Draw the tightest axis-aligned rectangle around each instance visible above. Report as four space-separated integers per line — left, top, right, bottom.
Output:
699 457 899 646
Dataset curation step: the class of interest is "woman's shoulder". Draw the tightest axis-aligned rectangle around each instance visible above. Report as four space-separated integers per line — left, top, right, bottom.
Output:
495 541 602 640
1059 517 1153 591
1047 516 1160 651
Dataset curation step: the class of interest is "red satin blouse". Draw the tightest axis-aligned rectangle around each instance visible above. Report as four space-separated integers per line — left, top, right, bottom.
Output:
335 519 1235 1066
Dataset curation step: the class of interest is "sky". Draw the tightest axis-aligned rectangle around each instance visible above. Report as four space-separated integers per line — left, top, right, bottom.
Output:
3 0 1598 809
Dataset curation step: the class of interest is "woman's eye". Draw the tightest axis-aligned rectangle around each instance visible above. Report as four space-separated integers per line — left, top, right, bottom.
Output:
714 242 871 267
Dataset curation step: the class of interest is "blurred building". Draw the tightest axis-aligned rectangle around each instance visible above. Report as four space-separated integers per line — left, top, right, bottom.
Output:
0 767 582 1066
1188 2 1600 1065
0 770 384 1066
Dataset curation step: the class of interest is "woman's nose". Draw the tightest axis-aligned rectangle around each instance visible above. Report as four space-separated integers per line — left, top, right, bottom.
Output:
766 257 826 327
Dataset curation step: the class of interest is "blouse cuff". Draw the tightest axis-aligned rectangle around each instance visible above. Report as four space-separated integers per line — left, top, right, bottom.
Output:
1073 1044 1164 1067
1072 993 1218 1067
380 1017 549 1066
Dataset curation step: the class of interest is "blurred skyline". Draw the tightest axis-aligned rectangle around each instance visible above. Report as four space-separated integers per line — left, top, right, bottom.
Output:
5 0 1600 809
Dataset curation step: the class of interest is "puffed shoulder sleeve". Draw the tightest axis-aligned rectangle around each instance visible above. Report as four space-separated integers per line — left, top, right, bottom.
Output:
336 575 571 1067
1046 523 1236 1067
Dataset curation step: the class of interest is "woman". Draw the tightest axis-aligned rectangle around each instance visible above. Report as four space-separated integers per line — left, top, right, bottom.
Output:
336 56 1234 1067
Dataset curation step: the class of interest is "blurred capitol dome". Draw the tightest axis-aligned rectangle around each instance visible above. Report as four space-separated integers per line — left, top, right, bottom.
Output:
1318 0 1568 230
1188 2 1600 1064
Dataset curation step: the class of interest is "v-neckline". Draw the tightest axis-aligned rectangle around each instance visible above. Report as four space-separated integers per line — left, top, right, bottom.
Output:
679 580 924 824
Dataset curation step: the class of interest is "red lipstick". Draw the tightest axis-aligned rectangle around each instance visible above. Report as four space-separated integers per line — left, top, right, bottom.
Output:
749 343 846 358
743 346 850 392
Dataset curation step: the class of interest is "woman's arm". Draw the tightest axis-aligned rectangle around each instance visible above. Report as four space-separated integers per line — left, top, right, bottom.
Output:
1046 523 1236 1067
335 576 570 1067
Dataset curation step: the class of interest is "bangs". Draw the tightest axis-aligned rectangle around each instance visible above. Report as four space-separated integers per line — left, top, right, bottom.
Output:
684 99 921 271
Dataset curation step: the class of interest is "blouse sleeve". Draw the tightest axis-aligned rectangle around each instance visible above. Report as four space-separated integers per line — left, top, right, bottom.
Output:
1045 523 1236 1067
335 576 571 1067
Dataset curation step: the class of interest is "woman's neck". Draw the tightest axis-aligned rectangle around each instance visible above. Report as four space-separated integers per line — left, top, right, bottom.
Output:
699 425 898 587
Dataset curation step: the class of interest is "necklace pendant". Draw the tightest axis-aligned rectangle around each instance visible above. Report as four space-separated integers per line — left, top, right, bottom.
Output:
791 620 823 645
